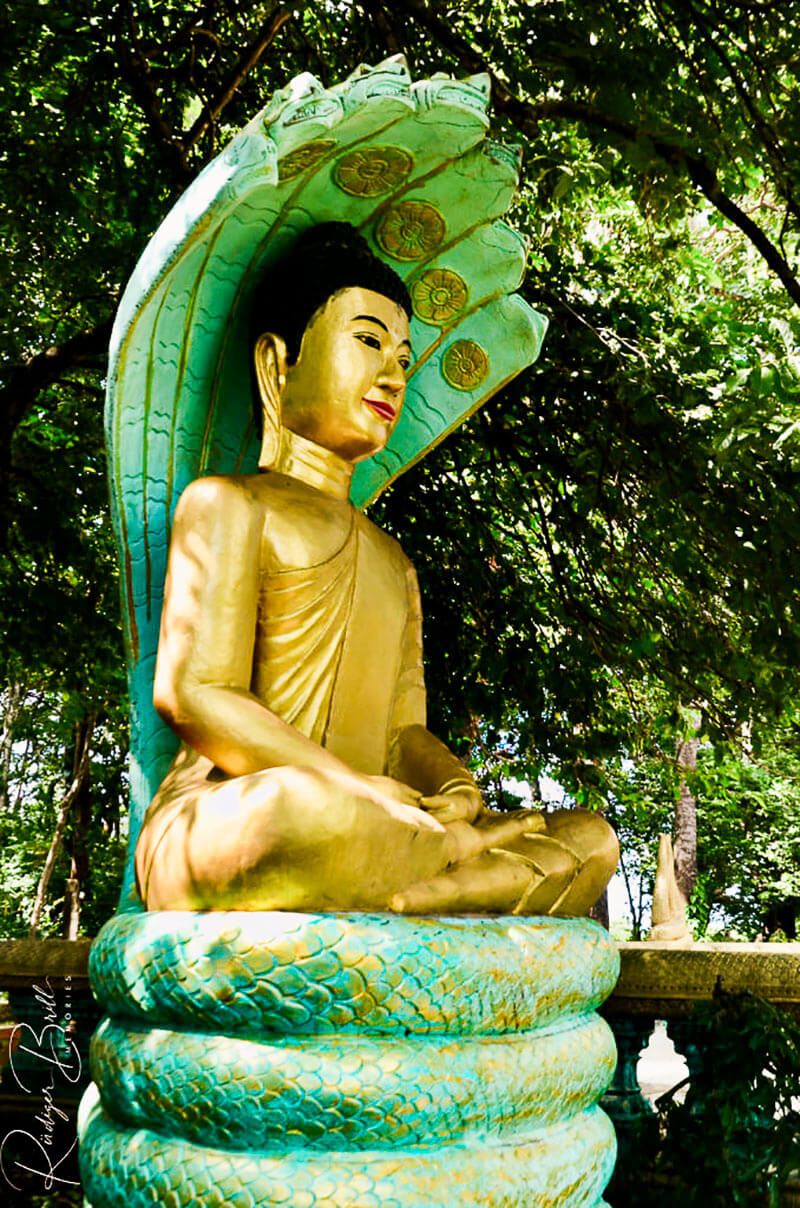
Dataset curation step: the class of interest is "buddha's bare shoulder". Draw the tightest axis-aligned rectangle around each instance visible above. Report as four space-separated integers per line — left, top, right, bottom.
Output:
169 475 283 561
174 472 299 524
175 472 264 512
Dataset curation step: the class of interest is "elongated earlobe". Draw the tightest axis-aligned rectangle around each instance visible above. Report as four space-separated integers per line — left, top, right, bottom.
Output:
253 333 288 469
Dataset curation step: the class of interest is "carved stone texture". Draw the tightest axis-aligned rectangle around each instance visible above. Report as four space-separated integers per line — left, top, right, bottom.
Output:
601 1017 655 1126
0 938 91 988
277 139 337 181
410 267 469 325
81 913 621 1208
333 145 414 196
0 940 95 1112
782 1171 800 1208
375 199 446 260
607 941 800 1020
441 338 489 390
665 1018 703 1111
3 983 100 1105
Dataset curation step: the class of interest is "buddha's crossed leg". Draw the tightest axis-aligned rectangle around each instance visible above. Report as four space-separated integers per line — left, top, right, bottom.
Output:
136 764 617 916
390 808 619 916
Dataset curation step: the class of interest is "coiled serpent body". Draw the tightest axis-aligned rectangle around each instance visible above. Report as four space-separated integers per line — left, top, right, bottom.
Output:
79 911 619 1207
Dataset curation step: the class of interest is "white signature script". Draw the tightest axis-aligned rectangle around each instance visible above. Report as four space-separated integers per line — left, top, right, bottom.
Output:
0 978 82 1190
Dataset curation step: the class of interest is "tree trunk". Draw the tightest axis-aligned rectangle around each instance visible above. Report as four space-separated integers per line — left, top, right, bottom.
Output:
618 848 642 939
0 680 23 812
29 715 94 938
674 736 699 901
589 888 610 929
63 745 91 940
64 865 81 941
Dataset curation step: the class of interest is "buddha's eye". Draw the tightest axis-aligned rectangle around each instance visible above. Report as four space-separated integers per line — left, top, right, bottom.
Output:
399 357 411 373
355 332 382 350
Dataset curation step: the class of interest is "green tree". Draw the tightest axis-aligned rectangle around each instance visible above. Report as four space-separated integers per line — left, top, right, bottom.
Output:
605 723 800 940
3 0 800 935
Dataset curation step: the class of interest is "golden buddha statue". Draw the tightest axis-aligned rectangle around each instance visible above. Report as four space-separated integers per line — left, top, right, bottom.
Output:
134 224 618 916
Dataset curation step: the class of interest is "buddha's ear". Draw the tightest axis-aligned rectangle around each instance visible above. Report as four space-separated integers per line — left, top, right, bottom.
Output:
253 332 288 469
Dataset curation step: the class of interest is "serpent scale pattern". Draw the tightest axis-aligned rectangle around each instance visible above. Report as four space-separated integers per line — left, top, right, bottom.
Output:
81 913 619 1205
80 1092 616 1208
91 1016 615 1150
89 911 618 1035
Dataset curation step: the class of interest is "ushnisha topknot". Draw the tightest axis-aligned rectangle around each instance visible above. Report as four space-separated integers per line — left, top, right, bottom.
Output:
251 222 413 365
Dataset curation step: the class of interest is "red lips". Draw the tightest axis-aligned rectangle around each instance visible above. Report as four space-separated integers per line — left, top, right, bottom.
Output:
364 398 396 421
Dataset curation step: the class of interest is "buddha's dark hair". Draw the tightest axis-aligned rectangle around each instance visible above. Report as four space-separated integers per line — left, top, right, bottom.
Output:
250 221 413 365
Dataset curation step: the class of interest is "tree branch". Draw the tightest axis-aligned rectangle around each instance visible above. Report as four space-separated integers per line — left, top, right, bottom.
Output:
117 8 193 183
672 0 800 226
1 6 305 511
182 3 307 152
0 320 113 442
359 0 406 57
0 318 113 532
388 0 800 308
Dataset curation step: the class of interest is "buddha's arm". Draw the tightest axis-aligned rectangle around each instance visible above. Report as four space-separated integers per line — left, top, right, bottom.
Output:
385 561 482 822
388 724 481 819
154 476 369 783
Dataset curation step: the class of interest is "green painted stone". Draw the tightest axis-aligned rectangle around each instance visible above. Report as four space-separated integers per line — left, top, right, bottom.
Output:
81 913 619 1207
80 1089 615 1208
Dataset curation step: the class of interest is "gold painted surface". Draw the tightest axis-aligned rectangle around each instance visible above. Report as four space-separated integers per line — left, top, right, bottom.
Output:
333 146 414 197
411 267 469 325
441 338 490 390
647 833 692 943
375 200 446 260
608 941 800 1018
134 283 618 914
277 140 336 181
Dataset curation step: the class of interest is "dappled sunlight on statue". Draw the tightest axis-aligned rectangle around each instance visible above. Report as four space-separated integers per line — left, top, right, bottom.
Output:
134 223 618 916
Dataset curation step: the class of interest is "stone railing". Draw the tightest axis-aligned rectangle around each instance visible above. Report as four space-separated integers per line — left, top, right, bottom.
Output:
0 938 97 1197
601 940 800 1118
2 937 799 1104
0 938 96 1094
601 940 800 1207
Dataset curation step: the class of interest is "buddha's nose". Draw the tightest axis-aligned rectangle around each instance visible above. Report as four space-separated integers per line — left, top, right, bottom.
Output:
379 355 406 394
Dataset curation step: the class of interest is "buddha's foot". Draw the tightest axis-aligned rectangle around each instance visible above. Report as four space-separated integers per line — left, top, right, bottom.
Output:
392 807 618 917
389 849 542 915
438 808 544 865
389 836 580 917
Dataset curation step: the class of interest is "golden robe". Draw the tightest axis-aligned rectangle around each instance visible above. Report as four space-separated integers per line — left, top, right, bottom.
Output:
135 505 426 897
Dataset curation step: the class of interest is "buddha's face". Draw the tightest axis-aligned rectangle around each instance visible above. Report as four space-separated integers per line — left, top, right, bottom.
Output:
279 286 411 462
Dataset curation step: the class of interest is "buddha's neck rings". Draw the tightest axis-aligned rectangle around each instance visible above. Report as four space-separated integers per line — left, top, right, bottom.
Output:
273 427 354 501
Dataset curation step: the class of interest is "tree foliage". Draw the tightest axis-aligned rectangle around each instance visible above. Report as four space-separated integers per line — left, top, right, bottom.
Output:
605 728 800 940
614 987 800 1207
3 0 800 935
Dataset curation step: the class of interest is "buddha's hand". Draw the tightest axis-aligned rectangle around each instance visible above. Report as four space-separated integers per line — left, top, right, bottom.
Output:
361 774 423 810
419 783 483 824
